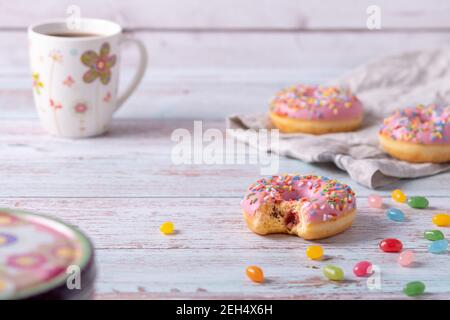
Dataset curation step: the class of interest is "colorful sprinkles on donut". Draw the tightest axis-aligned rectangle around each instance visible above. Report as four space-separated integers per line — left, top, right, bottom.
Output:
241 175 357 240
380 104 450 144
270 85 362 120
245 175 355 217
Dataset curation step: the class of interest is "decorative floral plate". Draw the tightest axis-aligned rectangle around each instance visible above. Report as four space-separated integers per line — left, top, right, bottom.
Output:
0 208 95 299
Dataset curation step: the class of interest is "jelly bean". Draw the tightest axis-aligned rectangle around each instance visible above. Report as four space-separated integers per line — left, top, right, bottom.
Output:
368 194 383 208
246 266 264 283
306 245 324 260
407 196 429 209
428 239 448 254
432 214 450 227
398 250 414 267
403 281 425 297
386 208 405 222
353 261 372 277
391 189 407 203
323 265 344 281
379 238 403 252
160 221 174 235
424 230 444 241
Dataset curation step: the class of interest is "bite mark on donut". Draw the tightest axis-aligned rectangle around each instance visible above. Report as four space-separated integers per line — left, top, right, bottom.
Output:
270 206 283 219
284 209 299 230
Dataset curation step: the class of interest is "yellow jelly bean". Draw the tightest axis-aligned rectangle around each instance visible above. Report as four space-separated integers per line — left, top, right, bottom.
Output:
306 245 324 260
160 221 174 235
392 189 407 203
432 214 450 227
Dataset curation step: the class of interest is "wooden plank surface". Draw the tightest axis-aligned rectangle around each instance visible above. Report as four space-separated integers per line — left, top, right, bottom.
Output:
0 113 448 300
1 0 449 30
0 197 448 299
3 31 450 70
1 67 341 119
2 8 450 119
0 0 450 119
1 197 448 250
0 119 449 198
0 118 448 299
2 28 450 119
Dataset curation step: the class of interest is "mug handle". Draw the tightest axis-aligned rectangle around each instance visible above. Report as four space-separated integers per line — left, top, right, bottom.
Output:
115 37 148 111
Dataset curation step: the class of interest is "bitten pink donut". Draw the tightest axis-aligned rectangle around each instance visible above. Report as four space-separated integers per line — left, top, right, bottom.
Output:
269 85 364 134
379 104 450 163
241 175 357 240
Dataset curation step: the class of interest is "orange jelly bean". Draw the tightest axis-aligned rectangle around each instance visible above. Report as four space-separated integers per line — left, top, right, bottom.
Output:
246 266 264 283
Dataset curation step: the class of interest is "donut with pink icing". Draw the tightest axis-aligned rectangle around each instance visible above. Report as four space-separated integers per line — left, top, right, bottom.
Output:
269 85 364 134
241 174 357 240
379 104 450 163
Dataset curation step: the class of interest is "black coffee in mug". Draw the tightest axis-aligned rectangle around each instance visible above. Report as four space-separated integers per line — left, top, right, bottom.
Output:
46 32 101 38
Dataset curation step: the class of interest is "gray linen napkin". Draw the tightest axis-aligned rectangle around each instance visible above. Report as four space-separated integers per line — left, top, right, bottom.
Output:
227 49 450 188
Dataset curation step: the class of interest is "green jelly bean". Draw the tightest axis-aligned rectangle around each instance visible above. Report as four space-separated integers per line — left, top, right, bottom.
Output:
323 265 344 281
407 196 429 209
403 281 426 297
424 230 445 241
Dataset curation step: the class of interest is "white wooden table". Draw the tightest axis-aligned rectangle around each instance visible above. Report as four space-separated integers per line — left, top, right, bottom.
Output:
0 0 449 300
0 119 449 299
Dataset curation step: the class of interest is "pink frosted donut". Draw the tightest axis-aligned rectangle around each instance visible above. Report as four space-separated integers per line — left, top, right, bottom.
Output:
241 175 357 240
379 104 450 163
269 85 364 134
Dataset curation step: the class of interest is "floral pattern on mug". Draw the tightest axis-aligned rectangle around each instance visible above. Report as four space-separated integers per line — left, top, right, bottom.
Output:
81 42 116 85
48 50 63 63
69 48 78 56
103 91 112 103
63 75 75 87
73 102 90 134
32 72 44 94
74 102 89 114
49 99 63 110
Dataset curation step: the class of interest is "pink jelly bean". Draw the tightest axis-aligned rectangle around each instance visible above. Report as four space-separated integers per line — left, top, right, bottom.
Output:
353 261 373 277
368 194 383 208
398 250 414 267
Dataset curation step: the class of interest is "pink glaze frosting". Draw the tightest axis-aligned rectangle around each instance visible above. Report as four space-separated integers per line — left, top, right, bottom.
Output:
270 85 363 121
241 175 356 223
379 104 450 145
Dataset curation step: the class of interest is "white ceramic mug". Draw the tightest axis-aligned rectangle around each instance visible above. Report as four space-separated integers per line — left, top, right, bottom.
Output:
28 18 147 138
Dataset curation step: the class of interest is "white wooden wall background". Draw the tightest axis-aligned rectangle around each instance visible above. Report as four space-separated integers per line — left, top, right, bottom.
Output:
0 0 449 300
1 0 450 118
